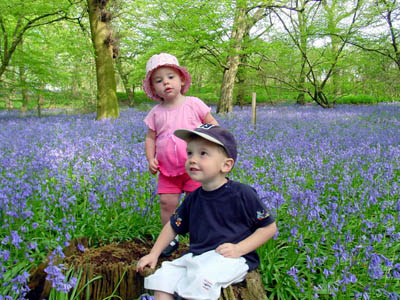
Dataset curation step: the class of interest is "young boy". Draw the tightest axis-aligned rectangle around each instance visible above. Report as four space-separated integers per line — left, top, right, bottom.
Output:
136 124 277 300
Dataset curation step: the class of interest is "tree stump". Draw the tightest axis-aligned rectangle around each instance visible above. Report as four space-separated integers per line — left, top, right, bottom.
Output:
27 238 186 300
219 271 266 300
27 238 266 300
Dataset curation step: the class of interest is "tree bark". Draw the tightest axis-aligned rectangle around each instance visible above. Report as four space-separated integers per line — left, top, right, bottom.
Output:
217 1 247 114
236 73 245 108
217 3 268 113
236 33 250 108
37 94 43 118
384 4 400 71
87 0 119 120
19 42 29 113
323 0 343 99
296 1 307 105
218 271 267 300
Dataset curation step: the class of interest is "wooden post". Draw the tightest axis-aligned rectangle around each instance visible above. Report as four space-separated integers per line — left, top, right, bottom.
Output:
37 94 43 118
251 92 257 126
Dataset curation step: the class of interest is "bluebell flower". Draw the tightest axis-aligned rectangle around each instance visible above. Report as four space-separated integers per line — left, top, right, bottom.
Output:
0 250 10 261
10 231 22 248
368 253 384 280
77 243 86 252
323 268 334 278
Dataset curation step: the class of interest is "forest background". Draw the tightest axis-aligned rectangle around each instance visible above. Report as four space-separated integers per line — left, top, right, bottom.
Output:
1 1 400 299
0 0 399 119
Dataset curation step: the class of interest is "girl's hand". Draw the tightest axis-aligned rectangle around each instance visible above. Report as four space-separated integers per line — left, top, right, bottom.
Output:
216 243 242 258
148 158 159 174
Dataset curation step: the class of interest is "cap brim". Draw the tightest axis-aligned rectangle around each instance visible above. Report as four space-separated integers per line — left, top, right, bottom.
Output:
174 129 224 147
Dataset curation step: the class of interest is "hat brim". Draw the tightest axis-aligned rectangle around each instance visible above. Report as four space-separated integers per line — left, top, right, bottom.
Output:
142 65 191 101
174 129 224 147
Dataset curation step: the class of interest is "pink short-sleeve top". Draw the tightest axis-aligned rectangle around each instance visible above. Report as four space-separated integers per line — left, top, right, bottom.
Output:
144 96 211 176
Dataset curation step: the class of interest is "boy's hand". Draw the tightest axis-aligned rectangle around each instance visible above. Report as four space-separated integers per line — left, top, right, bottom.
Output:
136 253 158 274
148 158 159 174
216 243 242 258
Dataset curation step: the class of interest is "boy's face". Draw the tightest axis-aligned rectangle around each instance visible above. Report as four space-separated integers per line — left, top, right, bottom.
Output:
185 137 233 188
151 67 185 101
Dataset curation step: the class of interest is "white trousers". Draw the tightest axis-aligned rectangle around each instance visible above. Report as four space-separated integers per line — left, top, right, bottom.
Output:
145 250 249 300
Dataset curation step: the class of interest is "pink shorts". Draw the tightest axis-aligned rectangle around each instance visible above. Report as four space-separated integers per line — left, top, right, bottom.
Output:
158 172 201 194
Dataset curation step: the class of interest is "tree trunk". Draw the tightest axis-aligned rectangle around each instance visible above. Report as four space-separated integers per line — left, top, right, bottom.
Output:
324 1 341 99
116 58 135 106
219 271 267 300
71 62 83 100
236 76 245 108
5 95 13 109
37 94 43 118
296 62 306 105
20 73 29 112
296 1 307 105
19 41 29 113
87 0 119 120
312 88 330 108
296 91 305 105
236 46 249 108
217 1 247 114
0 40 20 82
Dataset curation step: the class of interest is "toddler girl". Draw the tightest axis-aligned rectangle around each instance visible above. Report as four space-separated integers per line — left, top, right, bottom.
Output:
142 53 218 256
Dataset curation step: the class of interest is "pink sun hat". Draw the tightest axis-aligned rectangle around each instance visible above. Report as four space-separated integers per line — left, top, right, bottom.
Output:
142 53 192 101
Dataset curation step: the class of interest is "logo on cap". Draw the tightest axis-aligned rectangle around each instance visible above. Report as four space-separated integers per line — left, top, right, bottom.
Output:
198 124 216 130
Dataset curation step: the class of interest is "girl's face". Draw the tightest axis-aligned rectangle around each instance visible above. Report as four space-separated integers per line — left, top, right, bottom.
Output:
151 67 185 102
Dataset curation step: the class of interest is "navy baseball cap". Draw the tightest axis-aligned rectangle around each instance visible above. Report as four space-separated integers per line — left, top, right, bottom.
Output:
174 124 237 162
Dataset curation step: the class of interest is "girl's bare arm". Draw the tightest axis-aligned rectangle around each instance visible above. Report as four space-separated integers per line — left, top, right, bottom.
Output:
203 112 219 125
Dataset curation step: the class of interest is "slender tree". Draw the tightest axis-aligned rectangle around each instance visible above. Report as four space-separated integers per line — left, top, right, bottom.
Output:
18 40 29 112
348 0 400 72
87 0 119 119
218 1 248 113
111 0 153 107
322 0 360 100
271 0 362 108
218 1 270 113
294 0 308 105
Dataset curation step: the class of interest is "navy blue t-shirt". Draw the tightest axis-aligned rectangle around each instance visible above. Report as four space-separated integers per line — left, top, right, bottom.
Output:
170 179 275 271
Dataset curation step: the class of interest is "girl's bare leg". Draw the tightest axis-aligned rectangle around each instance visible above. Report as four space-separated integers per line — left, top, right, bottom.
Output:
159 193 180 225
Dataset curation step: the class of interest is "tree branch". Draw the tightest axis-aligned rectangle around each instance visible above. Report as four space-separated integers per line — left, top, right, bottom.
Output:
0 16 7 63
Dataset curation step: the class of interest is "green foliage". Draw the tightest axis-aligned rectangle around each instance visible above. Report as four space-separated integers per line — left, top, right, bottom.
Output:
186 86 299 105
115 86 299 107
117 91 150 105
0 89 95 111
336 94 381 105
48 268 103 300
186 86 220 104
